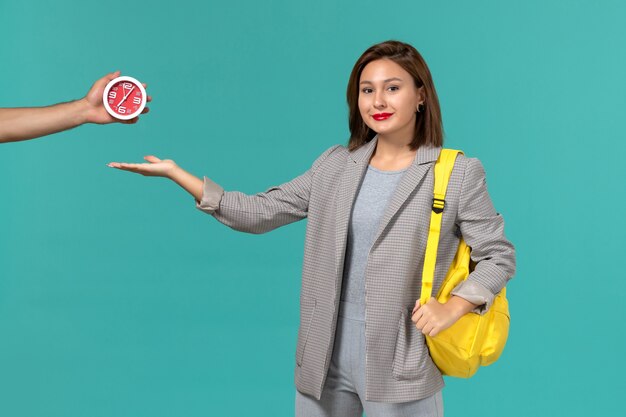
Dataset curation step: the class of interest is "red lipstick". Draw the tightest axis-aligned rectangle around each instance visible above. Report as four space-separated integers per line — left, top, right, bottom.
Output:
372 113 393 121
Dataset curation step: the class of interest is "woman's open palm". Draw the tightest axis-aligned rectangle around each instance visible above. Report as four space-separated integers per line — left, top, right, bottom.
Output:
108 155 177 177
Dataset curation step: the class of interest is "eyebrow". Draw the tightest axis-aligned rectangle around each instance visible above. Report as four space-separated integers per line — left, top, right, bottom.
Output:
360 77 404 85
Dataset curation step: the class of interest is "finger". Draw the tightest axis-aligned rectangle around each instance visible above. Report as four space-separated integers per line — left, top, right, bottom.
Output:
100 70 121 86
113 166 142 174
108 162 134 169
412 300 421 315
146 95 153 102
144 155 161 163
416 315 429 330
142 82 148 89
429 327 439 337
108 162 144 168
116 162 145 169
422 324 435 336
411 308 422 323
414 318 425 331
107 163 138 172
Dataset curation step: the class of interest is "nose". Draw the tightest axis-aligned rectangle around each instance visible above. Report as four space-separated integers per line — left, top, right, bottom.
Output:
374 90 386 109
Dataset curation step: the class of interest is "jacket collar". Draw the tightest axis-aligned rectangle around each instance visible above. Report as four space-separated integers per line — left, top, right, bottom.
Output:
348 135 441 166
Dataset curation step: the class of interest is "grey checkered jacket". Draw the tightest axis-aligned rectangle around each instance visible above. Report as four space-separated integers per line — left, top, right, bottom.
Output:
196 136 516 402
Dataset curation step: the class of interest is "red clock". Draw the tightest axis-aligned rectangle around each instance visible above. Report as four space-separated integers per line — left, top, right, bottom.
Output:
102 76 147 120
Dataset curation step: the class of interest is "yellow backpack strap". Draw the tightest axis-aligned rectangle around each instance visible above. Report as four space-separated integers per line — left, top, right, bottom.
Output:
420 149 464 305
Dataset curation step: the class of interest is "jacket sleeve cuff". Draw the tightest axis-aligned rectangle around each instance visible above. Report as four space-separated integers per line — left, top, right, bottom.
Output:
195 176 224 214
450 280 494 315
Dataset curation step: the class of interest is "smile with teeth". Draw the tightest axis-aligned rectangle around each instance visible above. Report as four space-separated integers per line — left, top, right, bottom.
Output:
372 113 393 121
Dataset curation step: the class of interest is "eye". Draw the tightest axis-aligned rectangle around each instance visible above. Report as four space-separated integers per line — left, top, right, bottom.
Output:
361 87 373 94
387 85 399 92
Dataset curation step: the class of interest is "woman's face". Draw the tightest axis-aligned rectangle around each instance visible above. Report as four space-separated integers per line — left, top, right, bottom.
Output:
358 58 424 143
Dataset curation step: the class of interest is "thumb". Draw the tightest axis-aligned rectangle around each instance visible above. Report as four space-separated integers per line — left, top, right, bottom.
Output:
96 71 119 88
107 70 121 81
144 155 162 163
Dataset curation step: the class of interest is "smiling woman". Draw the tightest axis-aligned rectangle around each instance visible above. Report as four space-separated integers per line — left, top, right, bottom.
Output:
347 41 443 153
108 40 515 417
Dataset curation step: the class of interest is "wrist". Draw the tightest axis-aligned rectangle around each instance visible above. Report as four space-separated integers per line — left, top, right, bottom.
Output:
167 164 185 181
73 98 92 125
446 296 477 319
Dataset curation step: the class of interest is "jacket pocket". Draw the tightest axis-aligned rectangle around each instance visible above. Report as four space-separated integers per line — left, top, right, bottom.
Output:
392 306 431 380
296 296 317 367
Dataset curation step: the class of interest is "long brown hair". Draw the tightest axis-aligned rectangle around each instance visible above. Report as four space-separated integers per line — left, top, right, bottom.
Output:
346 40 444 151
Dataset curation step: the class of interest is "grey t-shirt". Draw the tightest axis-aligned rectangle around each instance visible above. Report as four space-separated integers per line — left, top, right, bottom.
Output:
340 164 408 317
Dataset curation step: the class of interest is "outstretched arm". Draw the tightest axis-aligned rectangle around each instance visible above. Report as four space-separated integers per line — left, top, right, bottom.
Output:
194 145 341 233
108 145 342 234
0 71 152 144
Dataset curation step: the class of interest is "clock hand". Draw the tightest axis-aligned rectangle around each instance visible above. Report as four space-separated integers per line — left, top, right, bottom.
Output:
115 85 128 107
116 85 136 107
117 85 135 107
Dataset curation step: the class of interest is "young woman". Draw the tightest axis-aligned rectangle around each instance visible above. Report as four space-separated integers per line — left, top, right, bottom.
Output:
108 40 516 417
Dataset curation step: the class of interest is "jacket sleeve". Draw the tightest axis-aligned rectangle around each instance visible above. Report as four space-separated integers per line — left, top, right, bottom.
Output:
195 145 342 234
450 157 516 314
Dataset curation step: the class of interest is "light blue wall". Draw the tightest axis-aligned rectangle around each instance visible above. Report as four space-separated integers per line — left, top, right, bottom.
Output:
1 1 624 416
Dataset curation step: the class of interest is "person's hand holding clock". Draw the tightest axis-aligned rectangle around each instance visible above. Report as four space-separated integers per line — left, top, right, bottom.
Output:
80 71 152 125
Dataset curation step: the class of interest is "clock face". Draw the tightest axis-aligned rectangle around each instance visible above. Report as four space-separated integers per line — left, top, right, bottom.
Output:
102 76 147 120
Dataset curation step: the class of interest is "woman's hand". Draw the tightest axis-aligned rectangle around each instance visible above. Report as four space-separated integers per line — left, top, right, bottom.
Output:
107 155 178 178
411 296 478 337
108 156 204 201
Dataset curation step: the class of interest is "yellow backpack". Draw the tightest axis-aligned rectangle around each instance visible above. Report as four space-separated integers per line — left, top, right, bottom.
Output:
420 149 510 378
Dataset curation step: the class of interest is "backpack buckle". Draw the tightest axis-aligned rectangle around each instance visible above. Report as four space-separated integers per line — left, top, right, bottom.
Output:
432 198 445 214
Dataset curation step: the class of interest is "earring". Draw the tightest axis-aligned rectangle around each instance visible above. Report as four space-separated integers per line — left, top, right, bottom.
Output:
417 103 424 113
